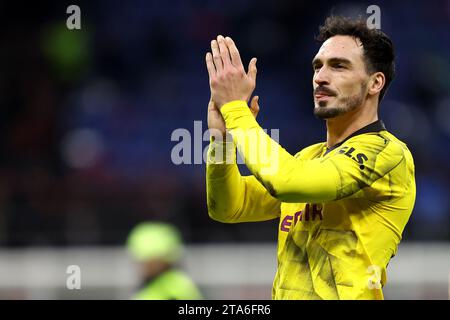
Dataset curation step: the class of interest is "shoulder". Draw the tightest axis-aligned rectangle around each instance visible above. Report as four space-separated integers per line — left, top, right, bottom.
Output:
346 130 409 159
335 130 410 174
163 270 202 299
294 142 326 159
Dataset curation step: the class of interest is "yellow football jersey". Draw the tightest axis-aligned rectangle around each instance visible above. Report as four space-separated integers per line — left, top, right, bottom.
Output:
206 100 416 300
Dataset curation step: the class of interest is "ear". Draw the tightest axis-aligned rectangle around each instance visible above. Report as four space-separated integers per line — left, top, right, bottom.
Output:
368 72 385 97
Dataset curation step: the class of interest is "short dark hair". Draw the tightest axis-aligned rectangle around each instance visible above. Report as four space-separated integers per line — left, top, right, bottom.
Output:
316 15 395 103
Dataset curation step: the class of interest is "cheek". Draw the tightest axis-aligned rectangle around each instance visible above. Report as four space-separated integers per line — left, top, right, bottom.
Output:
336 76 365 96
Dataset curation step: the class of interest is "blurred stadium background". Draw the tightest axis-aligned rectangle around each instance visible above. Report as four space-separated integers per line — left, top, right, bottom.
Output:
0 0 449 299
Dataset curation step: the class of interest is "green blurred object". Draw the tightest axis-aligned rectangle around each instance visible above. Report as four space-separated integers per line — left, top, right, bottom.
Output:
127 222 203 299
133 269 203 300
42 23 90 82
126 222 183 263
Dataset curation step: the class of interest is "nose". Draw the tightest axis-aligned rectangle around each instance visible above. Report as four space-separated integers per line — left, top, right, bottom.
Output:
313 66 330 86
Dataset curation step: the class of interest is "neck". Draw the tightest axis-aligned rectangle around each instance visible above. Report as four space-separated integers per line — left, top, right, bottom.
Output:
325 103 378 148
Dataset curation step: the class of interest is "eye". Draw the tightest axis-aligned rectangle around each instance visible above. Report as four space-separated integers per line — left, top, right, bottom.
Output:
334 64 345 69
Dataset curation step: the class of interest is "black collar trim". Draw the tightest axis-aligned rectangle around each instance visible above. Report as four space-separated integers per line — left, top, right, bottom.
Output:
324 120 386 155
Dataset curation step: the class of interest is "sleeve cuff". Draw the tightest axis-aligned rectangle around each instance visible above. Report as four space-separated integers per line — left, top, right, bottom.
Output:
220 100 259 130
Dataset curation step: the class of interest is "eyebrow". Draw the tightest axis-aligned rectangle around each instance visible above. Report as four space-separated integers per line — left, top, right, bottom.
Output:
312 57 352 67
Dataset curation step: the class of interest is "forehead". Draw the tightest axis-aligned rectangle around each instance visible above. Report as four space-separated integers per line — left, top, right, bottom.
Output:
314 35 364 63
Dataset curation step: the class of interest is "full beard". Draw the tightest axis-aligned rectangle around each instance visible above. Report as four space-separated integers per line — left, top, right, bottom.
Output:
314 84 367 119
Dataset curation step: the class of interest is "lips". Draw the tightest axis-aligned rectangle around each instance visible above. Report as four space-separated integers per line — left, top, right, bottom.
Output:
314 93 334 101
315 93 331 98
314 88 336 101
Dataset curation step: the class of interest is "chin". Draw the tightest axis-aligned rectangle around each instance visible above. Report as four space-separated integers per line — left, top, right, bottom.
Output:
318 101 328 108
313 106 343 119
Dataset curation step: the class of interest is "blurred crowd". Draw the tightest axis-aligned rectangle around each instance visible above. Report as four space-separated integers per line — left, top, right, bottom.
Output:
0 0 449 246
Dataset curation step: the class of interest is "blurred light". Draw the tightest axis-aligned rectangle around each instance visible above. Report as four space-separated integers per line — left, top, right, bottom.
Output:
419 54 450 93
382 100 432 144
382 100 414 136
62 128 105 169
41 23 90 82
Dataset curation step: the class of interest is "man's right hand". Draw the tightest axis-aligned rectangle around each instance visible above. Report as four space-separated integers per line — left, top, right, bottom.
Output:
207 95 260 141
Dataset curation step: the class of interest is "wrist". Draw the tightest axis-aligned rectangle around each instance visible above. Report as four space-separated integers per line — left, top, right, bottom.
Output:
218 99 248 111
220 100 258 130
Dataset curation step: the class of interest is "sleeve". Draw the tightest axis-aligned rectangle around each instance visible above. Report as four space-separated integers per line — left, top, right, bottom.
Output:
206 137 281 223
220 100 405 203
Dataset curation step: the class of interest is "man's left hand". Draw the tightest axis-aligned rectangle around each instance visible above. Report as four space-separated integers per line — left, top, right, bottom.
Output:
205 35 257 110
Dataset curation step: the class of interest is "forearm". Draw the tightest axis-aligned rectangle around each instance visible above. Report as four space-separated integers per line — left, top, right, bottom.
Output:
206 139 280 223
220 100 340 203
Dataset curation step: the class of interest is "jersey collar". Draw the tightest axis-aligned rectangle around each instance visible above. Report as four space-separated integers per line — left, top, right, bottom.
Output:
324 120 386 156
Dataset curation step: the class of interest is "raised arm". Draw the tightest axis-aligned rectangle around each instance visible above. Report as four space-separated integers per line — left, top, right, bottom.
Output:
220 100 405 203
205 36 281 223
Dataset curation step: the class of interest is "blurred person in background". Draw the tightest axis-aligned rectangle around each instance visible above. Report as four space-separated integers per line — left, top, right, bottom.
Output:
126 222 203 300
205 16 416 299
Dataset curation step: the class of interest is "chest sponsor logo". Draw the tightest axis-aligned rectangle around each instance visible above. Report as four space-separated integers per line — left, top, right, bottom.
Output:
280 203 323 232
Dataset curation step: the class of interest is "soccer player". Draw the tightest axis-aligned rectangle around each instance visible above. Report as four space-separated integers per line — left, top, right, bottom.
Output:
204 16 416 299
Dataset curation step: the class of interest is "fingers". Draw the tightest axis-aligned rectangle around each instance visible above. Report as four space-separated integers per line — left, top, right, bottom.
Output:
225 37 244 70
217 35 231 67
205 52 216 79
211 40 223 73
211 35 248 73
250 96 260 118
247 57 258 81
